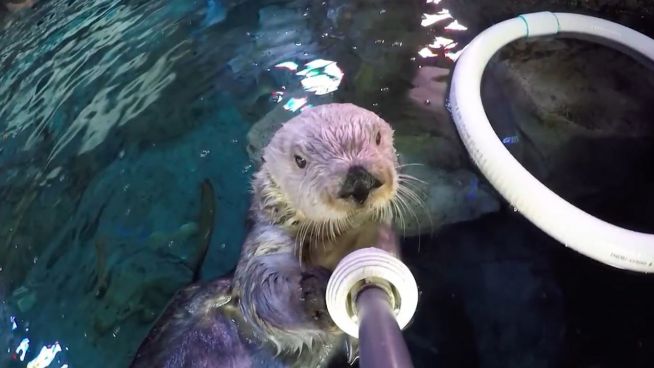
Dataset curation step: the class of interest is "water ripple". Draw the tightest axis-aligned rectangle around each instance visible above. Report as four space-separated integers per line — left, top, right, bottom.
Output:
0 0 193 162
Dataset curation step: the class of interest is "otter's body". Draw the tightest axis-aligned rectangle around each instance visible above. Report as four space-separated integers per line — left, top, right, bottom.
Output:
130 103 409 368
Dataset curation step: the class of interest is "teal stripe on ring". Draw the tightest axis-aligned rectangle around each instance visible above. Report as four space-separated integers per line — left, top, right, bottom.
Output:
553 12 561 33
517 15 529 37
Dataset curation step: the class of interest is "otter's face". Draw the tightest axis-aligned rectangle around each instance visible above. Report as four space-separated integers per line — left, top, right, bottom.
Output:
262 103 398 222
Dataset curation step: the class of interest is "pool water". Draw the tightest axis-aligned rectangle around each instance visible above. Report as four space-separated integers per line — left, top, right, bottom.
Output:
1 0 653 367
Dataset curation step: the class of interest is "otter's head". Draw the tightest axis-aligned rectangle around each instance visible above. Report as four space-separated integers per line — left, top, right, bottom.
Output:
261 103 398 224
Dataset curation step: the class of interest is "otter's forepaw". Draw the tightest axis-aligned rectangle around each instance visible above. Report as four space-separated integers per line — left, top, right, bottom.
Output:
299 266 337 331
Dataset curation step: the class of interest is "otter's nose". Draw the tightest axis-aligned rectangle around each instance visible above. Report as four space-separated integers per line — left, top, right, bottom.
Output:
339 166 383 205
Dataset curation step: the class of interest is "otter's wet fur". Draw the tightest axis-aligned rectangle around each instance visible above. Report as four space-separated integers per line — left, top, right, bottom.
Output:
129 103 424 368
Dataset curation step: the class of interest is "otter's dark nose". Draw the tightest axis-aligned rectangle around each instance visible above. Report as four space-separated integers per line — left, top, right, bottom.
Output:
339 166 383 204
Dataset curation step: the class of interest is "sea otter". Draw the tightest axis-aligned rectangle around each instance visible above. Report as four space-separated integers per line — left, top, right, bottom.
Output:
129 103 413 368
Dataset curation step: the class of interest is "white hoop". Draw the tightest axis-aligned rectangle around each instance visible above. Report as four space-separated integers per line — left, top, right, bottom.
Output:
325 247 419 338
449 12 654 272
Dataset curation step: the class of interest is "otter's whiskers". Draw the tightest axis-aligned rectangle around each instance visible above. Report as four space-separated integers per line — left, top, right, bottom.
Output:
390 170 432 237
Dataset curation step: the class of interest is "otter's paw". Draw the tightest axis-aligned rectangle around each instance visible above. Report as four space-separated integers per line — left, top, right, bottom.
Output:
299 267 337 331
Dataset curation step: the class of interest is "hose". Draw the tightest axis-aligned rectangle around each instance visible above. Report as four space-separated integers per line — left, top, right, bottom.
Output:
326 224 418 367
448 11 654 273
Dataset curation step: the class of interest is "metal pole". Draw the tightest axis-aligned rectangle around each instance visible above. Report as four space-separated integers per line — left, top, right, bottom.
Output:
356 286 415 368
355 223 414 368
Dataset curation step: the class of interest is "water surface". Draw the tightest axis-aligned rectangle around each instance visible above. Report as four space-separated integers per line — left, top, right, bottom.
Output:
1 0 653 367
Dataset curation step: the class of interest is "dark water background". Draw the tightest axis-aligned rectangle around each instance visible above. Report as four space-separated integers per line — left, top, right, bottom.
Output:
1 0 653 367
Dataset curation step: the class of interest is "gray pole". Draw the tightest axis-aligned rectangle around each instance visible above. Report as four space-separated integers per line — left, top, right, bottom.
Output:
355 223 415 368
356 286 415 368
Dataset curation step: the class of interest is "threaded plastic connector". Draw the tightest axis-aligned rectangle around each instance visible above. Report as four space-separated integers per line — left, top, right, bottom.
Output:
325 247 419 338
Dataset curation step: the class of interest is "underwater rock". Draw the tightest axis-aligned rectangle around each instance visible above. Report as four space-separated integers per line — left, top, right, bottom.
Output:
396 150 500 237
254 5 317 65
492 39 654 138
13 287 36 313
2 108 249 367
246 99 299 166
484 38 654 200
92 249 192 336
397 66 464 146
226 4 320 81
318 0 432 107
2 0 37 13
246 89 335 166
390 65 501 236
405 67 452 133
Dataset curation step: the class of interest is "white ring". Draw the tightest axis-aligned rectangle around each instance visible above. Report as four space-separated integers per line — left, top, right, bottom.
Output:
325 247 419 338
449 12 654 272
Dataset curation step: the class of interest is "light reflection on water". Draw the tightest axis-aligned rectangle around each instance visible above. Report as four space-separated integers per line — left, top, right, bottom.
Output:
1 0 652 366
0 0 473 366
1 0 228 366
0 0 193 159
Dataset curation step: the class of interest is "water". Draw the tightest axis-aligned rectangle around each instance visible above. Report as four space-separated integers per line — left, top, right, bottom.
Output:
1 0 653 367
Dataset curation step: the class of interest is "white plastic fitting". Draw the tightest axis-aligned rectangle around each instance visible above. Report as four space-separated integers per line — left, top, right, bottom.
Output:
449 11 654 273
325 247 419 338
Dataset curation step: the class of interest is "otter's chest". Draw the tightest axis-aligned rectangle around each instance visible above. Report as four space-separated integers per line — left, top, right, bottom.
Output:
309 221 382 270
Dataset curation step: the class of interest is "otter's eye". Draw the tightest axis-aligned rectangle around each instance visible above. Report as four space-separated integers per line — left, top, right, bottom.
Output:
375 131 382 145
294 155 307 169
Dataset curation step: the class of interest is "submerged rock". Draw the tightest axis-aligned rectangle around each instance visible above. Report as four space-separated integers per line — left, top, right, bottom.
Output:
396 152 500 237
1 0 37 13
13 287 36 313
1 103 250 367
484 38 654 202
390 65 502 236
